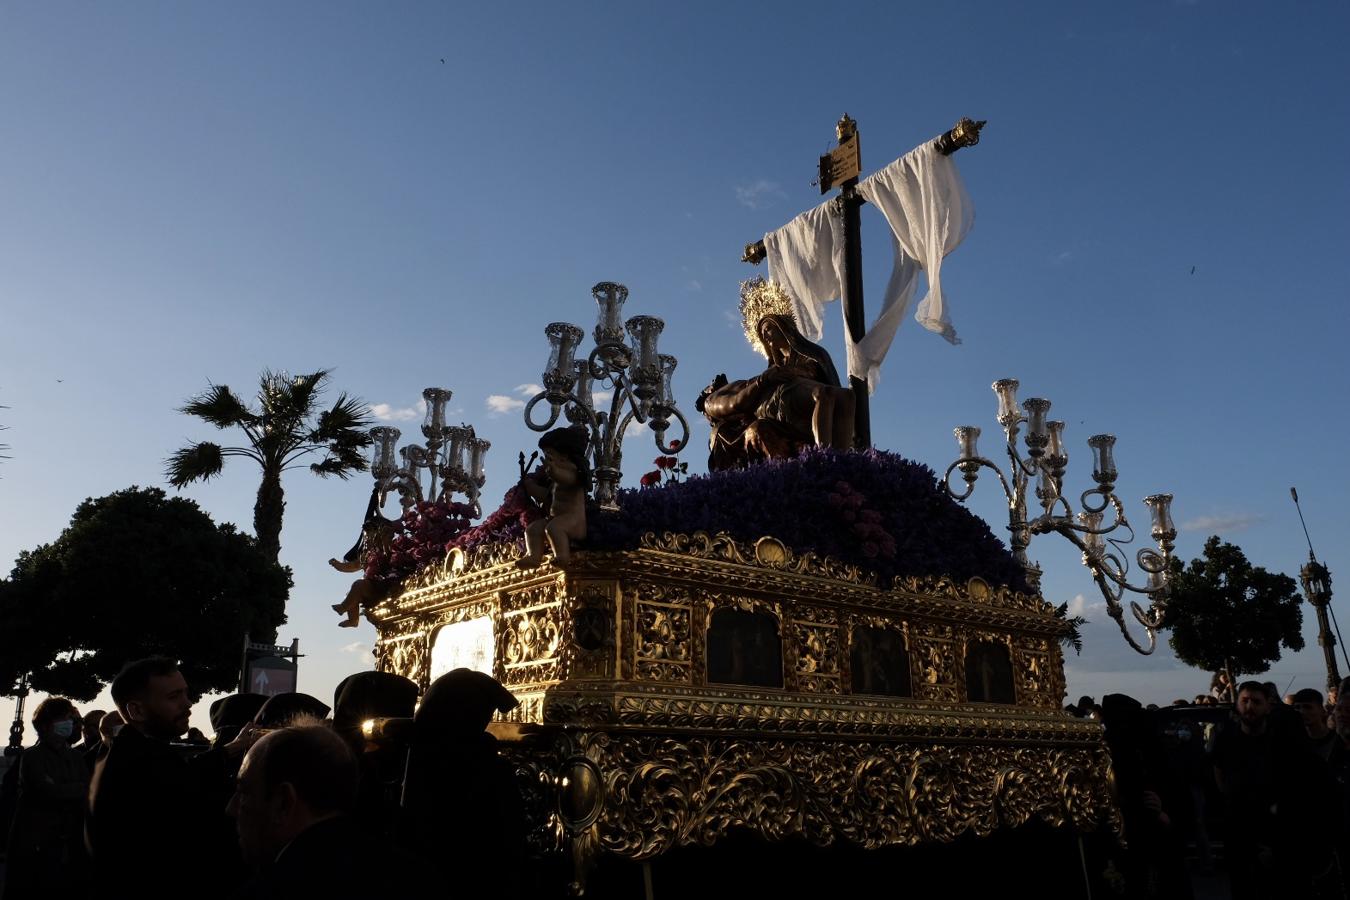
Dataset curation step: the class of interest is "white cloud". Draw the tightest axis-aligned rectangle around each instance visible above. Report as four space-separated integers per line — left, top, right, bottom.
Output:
486 384 545 418
624 417 650 441
686 279 703 292
486 394 526 416
1065 593 1106 619
340 641 375 667
1181 512 1265 534
371 398 427 422
735 179 786 210
593 390 613 407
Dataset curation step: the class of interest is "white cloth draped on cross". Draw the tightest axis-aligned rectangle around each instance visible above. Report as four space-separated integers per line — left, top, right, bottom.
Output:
762 140 974 392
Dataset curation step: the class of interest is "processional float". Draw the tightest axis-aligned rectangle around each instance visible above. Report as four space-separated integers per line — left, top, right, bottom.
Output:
339 117 1174 895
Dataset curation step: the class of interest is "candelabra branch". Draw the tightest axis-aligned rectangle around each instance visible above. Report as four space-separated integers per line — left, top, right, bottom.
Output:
525 283 690 509
944 380 1175 655
524 394 566 432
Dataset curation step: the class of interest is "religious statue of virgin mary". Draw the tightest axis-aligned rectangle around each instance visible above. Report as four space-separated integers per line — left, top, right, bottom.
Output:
695 278 855 470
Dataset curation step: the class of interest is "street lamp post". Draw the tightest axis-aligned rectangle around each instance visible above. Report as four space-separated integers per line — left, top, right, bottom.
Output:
1292 487 1345 695
943 378 1176 654
5 673 28 754
1300 556 1340 695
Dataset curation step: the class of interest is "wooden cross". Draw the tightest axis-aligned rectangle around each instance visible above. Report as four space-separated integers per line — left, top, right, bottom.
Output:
742 115 985 448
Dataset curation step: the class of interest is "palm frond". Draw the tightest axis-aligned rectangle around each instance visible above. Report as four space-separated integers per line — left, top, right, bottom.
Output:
309 440 370 478
165 442 227 487
181 384 259 432
1054 601 1088 656
309 392 374 444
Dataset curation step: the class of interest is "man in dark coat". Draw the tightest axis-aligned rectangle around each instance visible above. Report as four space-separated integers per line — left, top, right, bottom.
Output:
228 721 416 898
87 658 257 899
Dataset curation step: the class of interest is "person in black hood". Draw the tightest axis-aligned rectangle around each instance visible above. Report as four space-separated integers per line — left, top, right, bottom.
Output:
331 671 419 838
209 693 268 748
398 669 527 898
252 693 331 729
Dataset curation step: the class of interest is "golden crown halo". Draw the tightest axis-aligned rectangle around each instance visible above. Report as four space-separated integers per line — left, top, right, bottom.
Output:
739 277 797 357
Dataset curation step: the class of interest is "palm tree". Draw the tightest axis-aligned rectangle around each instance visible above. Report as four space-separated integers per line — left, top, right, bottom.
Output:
166 369 373 566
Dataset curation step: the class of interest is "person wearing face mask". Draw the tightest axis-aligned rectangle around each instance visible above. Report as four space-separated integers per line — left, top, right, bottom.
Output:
2 697 91 899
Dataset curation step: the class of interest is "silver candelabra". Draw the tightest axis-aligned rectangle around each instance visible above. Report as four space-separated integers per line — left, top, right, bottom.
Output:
523 282 690 509
943 378 1176 654
369 387 489 513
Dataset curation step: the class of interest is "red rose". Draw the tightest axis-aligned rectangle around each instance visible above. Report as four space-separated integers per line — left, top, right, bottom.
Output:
654 456 671 469
669 439 682 450
640 471 661 487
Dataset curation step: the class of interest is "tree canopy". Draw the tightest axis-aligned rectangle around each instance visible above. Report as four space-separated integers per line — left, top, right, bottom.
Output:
0 486 290 700
1164 535 1304 679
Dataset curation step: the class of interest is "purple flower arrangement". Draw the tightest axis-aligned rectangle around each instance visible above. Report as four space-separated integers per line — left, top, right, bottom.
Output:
367 447 1027 593
586 447 1029 592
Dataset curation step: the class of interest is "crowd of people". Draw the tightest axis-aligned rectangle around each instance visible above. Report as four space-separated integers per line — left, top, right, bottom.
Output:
8 660 1350 899
1068 676 1350 899
0 658 526 900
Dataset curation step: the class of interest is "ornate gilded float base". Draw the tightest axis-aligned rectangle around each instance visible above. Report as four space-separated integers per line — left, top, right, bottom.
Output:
372 533 1119 894
501 725 1118 895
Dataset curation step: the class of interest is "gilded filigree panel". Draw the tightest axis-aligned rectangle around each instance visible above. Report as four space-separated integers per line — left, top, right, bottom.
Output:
582 732 1118 860
912 622 959 703
633 582 693 684
498 584 563 687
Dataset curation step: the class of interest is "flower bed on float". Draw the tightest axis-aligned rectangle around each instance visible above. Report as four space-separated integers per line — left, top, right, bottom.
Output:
363 447 1027 593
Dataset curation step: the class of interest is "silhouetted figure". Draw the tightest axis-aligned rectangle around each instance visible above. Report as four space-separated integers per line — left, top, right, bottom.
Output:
83 710 124 774
1099 694 1194 900
253 692 331 729
87 658 258 900
3 698 90 900
75 709 104 753
331 671 419 837
228 721 416 898
399 669 527 899
208 693 268 748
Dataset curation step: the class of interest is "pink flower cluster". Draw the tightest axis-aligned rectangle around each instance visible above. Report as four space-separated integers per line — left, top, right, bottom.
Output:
825 480 897 559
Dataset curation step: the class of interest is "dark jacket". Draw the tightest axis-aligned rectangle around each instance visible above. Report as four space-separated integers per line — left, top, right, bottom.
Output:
3 740 90 899
235 815 418 899
86 727 235 898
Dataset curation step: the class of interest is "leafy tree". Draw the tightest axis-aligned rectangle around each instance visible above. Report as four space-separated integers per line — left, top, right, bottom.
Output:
1164 535 1304 680
0 487 290 700
165 369 372 566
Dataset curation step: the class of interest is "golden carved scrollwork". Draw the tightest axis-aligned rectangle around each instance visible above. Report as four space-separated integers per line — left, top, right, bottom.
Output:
580 732 1117 860
912 622 959 703
563 582 618 680
641 531 875 586
634 582 693 684
375 627 430 689
892 573 1046 614
787 604 842 694
498 583 563 687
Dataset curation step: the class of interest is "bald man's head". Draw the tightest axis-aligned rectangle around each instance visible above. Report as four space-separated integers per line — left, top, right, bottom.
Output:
227 719 357 867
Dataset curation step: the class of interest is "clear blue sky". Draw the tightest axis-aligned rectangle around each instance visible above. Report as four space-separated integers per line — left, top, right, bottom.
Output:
3 1 1348 734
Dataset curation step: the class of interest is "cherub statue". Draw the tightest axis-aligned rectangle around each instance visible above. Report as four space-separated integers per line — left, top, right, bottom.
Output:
515 426 592 569
329 486 398 627
696 278 855 470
